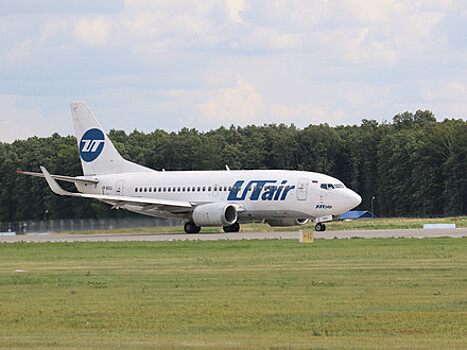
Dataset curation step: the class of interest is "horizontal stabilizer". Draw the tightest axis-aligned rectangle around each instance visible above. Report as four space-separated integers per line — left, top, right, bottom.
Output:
16 170 99 185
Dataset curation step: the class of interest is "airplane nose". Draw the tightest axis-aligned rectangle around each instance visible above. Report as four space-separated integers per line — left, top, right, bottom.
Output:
348 190 362 209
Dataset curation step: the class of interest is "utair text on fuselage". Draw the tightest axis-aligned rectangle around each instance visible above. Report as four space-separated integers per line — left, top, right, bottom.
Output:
227 180 295 201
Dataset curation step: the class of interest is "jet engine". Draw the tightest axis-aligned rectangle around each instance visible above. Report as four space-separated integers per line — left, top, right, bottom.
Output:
265 218 309 227
192 203 238 226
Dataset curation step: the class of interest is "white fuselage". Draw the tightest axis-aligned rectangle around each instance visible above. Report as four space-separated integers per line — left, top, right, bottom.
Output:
22 102 362 233
76 169 361 222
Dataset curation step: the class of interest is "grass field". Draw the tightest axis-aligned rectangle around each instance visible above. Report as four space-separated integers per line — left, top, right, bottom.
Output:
0 238 466 349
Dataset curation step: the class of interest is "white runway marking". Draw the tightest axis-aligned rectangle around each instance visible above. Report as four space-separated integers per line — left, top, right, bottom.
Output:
1 228 466 243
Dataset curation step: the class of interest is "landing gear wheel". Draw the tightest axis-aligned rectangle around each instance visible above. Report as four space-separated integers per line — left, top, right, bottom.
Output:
184 221 201 234
223 222 240 233
315 223 326 232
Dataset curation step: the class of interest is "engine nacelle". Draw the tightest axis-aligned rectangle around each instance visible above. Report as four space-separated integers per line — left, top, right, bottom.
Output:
192 203 238 226
266 218 309 227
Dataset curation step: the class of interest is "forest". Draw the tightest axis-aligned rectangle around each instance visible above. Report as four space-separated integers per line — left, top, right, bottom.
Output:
0 110 465 222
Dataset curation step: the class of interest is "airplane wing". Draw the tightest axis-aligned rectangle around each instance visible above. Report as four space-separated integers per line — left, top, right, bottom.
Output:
39 166 193 213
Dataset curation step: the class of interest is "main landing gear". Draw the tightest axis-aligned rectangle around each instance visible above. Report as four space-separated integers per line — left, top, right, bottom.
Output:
183 221 241 234
223 222 240 233
184 221 201 234
314 223 326 232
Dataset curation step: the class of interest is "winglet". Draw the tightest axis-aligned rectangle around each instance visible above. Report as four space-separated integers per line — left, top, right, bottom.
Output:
40 166 70 196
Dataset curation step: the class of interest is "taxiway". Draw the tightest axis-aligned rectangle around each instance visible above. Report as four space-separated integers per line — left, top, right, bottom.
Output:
1 227 466 243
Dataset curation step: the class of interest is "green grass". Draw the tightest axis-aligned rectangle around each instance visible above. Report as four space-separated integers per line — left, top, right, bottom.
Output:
0 238 466 348
63 215 467 235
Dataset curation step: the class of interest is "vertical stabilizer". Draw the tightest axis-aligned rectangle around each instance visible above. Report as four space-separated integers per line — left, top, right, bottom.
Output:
70 102 154 175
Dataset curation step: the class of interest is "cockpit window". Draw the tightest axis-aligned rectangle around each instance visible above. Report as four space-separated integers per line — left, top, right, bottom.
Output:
321 183 344 190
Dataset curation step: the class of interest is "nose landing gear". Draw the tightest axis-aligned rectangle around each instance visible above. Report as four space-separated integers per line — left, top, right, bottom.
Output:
314 223 326 232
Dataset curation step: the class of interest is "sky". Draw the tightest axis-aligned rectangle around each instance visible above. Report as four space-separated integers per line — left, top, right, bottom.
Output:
0 0 466 143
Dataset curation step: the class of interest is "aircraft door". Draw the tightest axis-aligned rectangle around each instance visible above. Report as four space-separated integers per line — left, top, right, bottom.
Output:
115 180 124 196
297 178 309 201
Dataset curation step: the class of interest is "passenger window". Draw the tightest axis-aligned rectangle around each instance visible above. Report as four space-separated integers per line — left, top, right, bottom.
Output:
144 188 147 192
202 187 206 191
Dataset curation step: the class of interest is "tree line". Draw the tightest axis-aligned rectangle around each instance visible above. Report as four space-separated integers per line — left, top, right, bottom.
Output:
0 110 465 221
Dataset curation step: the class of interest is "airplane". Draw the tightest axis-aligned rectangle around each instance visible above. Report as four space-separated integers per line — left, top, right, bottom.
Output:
17 102 362 233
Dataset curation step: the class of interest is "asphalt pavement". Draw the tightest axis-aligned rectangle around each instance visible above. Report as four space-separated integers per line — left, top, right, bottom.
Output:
1 227 466 243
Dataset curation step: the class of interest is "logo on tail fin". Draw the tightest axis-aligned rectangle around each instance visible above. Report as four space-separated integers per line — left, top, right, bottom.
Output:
80 128 105 162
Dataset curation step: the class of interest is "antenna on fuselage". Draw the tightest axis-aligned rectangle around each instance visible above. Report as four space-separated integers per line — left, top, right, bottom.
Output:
225 165 230 171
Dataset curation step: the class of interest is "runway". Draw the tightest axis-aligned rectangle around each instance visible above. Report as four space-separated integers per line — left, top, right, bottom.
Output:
1 227 466 243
